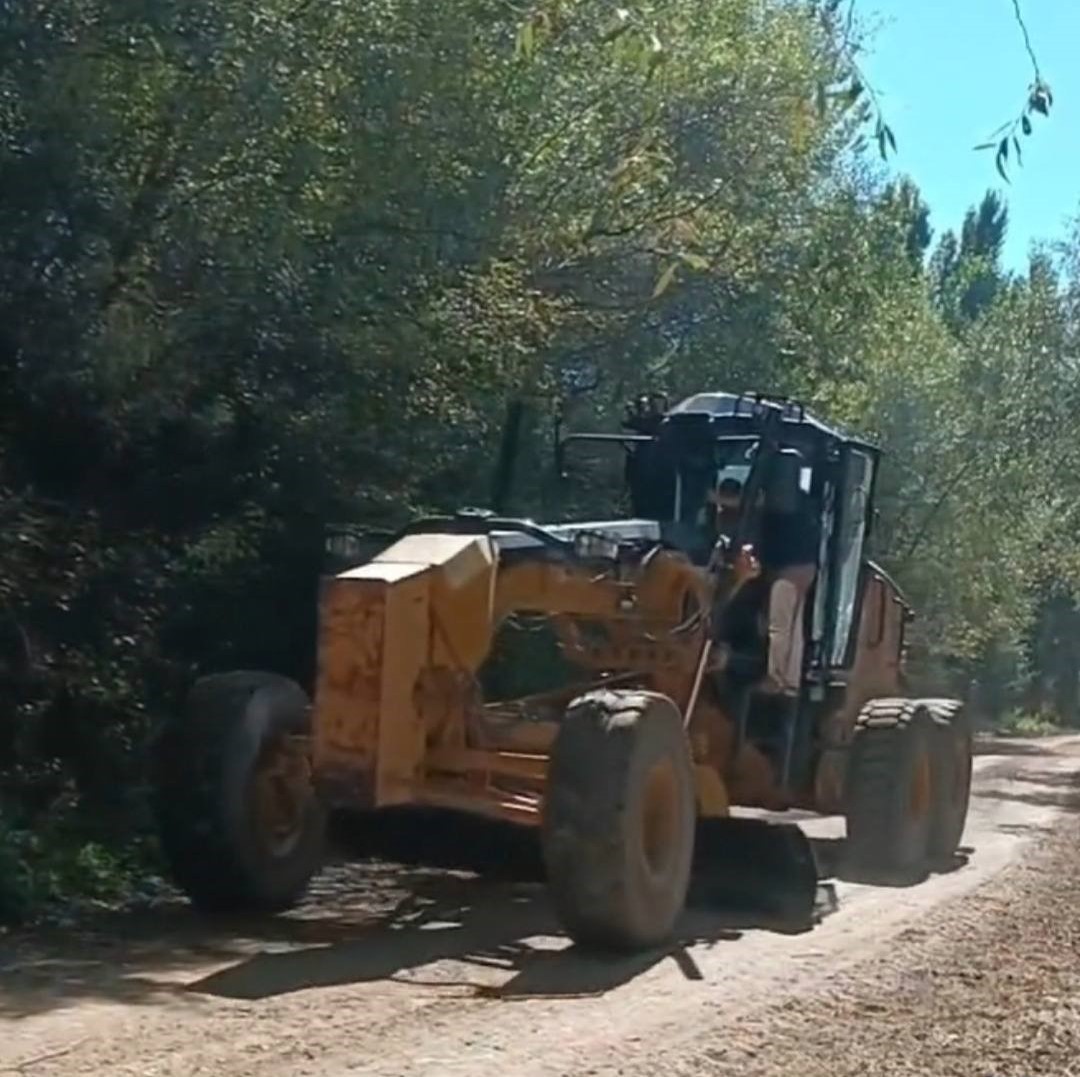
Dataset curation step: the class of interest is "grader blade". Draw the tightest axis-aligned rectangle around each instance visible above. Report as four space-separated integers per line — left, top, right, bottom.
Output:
693 817 824 932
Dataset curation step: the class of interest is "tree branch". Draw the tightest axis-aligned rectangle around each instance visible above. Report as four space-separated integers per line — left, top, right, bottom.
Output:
1011 0 1041 79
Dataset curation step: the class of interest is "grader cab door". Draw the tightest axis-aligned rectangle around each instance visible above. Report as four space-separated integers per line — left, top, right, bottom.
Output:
820 445 877 672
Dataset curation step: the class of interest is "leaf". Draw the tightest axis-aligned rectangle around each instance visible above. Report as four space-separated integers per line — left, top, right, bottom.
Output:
609 153 633 184
1032 79 1054 109
995 137 1010 183
874 118 896 160
679 251 711 271
1013 135 1023 165
652 261 679 298
515 18 535 59
973 141 998 151
1029 83 1051 116
601 7 632 42
645 30 665 76
1021 114 1033 136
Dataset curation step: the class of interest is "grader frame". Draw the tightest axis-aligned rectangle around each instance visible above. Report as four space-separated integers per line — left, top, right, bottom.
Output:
153 391 973 951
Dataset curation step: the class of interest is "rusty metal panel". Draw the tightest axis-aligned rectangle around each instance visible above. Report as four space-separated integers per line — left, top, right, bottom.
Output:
375 571 430 806
311 568 429 806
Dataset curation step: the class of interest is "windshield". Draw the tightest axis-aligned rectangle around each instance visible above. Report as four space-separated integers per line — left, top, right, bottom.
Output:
669 438 759 524
673 439 810 521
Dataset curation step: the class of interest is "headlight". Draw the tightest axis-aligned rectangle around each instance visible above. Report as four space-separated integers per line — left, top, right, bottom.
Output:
572 530 620 561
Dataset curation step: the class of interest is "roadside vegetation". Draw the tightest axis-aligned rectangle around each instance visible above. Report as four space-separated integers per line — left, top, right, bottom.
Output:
0 0 1073 924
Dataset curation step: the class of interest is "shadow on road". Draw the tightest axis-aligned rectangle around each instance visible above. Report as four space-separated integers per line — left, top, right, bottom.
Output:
188 810 834 1003
995 821 1055 837
810 837 971 888
973 736 1063 758
976 786 1079 811
971 764 1080 813
0 809 841 1015
3 789 1004 1016
186 871 757 1003
1006 768 1080 791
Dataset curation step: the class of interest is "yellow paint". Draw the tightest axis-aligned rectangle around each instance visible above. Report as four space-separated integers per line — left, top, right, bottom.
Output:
311 524 836 820
694 765 730 817
375 570 430 804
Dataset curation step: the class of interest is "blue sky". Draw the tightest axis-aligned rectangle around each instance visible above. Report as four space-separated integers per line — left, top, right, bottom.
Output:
861 0 1078 270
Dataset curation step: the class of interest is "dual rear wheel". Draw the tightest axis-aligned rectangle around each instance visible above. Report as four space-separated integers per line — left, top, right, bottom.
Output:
844 699 973 882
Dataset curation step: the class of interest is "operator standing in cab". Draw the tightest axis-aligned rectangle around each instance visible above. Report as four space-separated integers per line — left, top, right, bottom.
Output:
759 450 819 696
711 477 744 538
701 475 749 573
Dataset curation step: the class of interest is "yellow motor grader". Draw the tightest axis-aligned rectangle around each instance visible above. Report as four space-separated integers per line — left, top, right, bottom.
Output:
152 391 972 950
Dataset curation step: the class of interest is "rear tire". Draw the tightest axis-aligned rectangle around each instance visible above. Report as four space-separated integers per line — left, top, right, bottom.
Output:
845 700 935 883
927 700 973 864
541 689 696 951
151 671 325 914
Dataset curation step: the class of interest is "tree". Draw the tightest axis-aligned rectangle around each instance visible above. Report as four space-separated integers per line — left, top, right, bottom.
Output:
0 0 1074 921
931 192 1011 326
961 193 1010 263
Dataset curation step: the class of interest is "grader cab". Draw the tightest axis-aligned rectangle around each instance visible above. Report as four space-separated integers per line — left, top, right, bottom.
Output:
152 391 972 951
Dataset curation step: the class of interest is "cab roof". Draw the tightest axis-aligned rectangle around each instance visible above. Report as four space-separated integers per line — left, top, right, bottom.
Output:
665 391 879 456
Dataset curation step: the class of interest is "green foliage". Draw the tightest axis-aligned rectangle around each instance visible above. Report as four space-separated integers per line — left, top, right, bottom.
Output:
0 0 1072 921
0 805 147 926
973 73 1053 181
996 708 1064 738
808 1 1052 176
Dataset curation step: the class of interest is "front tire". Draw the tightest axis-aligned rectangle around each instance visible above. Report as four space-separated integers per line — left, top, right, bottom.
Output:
152 671 325 913
541 689 696 951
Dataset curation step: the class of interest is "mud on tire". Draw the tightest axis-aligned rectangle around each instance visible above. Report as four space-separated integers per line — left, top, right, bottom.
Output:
925 699 973 864
844 699 936 883
541 689 696 951
151 671 325 914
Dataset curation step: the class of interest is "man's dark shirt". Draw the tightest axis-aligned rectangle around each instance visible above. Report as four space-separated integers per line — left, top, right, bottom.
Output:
760 493 820 569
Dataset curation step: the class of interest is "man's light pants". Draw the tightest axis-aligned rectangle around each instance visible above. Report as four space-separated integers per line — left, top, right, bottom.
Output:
766 564 816 694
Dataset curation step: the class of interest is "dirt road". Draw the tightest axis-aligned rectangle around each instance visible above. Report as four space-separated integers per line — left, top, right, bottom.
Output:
2 734 1078 1077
